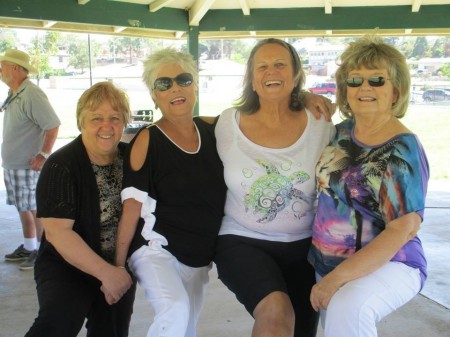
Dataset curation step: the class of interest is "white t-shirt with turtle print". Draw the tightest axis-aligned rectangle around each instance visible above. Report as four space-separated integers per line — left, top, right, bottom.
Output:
215 107 335 242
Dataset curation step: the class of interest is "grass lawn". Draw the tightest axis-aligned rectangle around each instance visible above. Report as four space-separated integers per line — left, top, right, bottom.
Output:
331 102 450 182
400 103 449 181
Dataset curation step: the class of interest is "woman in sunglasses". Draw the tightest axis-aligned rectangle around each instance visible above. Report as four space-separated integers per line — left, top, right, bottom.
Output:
114 47 226 337
308 36 429 337
114 47 333 337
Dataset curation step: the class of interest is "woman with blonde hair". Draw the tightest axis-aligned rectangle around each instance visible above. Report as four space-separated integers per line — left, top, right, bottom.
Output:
26 81 135 337
309 35 429 337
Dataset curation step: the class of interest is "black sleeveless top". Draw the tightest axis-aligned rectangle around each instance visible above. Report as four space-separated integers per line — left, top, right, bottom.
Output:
124 117 227 267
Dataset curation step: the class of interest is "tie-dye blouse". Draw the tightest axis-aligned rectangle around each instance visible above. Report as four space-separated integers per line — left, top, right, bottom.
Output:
308 119 429 288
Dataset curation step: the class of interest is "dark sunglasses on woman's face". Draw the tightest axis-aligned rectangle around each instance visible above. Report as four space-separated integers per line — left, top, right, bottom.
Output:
345 76 390 88
153 73 193 91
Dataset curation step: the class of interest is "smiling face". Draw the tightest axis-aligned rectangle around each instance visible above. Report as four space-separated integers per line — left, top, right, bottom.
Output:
346 66 398 120
152 63 196 118
81 99 125 165
251 43 296 105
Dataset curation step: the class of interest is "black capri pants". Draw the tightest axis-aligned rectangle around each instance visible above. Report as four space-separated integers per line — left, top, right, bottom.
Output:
214 234 319 337
25 255 136 337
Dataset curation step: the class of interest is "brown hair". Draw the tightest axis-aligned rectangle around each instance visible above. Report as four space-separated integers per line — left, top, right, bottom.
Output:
234 38 306 114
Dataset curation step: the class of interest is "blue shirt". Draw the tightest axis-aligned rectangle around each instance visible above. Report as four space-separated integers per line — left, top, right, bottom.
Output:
308 119 429 288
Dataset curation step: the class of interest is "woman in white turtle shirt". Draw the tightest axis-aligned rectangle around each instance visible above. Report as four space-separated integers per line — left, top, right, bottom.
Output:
214 38 335 337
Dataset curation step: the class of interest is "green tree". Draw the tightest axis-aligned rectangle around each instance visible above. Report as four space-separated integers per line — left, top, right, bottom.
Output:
203 40 221 59
430 38 444 57
180 43 208 59
25 31 63 83
410 37 429 59
200 39 252 61
113 37 145 63
0 29 16 53
67 36 100 73
28 34 52 84
43 31 60 55
383 37 400 47
443 37 450 57
230 39 253 64
440 62 450 78
398 38 416 59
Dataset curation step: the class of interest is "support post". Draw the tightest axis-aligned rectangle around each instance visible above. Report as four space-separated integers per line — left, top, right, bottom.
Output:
187 26 200 116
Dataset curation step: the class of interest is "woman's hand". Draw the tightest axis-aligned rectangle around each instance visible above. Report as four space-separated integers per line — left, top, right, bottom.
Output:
43 217 133 305
310 212 422 311
100 265 133 305
303 92 336 121
310 273 343 311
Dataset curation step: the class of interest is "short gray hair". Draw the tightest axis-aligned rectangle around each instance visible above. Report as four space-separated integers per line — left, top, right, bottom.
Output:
142 48 198 100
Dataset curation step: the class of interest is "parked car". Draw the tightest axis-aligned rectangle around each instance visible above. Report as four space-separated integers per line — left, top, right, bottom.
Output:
422 89 450 102
308 82 336 96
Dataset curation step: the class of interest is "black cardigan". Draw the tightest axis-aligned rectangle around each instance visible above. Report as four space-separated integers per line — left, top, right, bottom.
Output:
37 135 127 261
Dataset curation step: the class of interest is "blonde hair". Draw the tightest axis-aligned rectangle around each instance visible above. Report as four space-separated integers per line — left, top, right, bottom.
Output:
76 81 131 131
335 35 410 119
142 47 198 101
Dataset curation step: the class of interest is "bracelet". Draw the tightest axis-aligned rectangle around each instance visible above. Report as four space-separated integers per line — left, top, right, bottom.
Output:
39 151 50 160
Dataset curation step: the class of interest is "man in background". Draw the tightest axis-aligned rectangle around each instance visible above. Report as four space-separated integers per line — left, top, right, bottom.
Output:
0 49 60 270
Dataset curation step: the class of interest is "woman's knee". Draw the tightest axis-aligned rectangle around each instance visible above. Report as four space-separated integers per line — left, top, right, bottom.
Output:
151 289 190 320
254 291 295 324
325 283 381 333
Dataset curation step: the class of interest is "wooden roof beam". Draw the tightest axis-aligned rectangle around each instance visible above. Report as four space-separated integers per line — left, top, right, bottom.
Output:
149 0 176 12
189 0 216 26
239 0 250 16
325 0 332 14
113 26 126 33
42 21 57 28
412 0 422 12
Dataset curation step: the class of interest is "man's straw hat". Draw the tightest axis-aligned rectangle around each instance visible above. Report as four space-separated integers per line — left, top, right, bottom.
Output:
0 49 38 74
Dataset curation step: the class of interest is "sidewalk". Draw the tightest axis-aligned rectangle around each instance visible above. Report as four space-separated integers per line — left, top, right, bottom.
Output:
0 172 449 336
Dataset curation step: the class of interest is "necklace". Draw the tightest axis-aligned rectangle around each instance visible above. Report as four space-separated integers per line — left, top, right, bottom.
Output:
0 88 25 112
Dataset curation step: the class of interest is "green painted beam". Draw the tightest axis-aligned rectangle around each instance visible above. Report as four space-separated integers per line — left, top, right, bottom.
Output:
0 0 188 31
199 6 450 32
2 1 450 34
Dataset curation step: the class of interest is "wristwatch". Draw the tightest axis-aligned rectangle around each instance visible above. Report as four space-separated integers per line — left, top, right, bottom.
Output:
39 151 50 160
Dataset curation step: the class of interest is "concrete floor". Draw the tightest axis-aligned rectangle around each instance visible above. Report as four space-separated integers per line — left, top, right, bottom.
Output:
0 175 449 336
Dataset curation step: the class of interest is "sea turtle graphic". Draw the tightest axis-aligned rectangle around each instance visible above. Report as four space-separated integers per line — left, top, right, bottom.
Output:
244 159 310 223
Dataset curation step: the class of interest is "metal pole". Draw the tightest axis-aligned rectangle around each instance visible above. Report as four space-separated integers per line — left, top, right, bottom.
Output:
187 26 199 116
88 34 92 86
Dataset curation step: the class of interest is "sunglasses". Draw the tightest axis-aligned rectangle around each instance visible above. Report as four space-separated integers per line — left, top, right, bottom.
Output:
153 73 193 91
345 76 390 88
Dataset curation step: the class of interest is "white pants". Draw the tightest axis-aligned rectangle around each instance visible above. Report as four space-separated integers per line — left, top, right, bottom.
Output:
129 243 211 337
318 262 422 337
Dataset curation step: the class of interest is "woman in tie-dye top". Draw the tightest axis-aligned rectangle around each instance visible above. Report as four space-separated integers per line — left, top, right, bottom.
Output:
308 36 429 337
